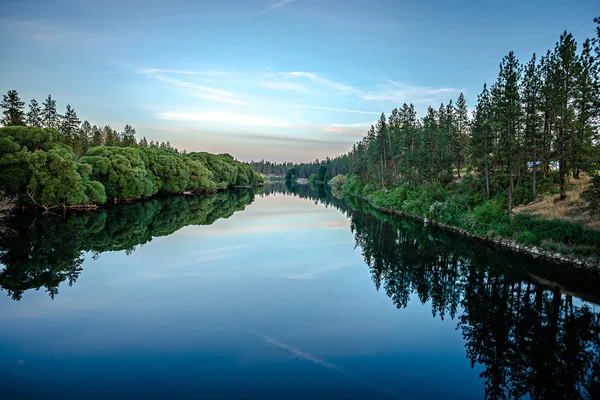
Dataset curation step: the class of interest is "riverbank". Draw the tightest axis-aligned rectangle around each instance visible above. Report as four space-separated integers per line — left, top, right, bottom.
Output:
345 190 600 272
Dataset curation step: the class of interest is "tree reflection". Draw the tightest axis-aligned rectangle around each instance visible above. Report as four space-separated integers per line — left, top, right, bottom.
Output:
0 189 255 300
343 194 600 399
2 183 599 398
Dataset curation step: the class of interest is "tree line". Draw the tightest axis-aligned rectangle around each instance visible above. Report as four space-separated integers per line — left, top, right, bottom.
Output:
250 154 350 180
0 91 262 208
345 19 599 215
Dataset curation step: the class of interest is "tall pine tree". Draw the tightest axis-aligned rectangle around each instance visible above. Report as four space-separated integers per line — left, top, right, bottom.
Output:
26 99 42 128
1 90 26 126
42 95 58 129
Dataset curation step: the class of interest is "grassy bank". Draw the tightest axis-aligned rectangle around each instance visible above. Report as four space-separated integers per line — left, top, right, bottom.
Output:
343 175 600 267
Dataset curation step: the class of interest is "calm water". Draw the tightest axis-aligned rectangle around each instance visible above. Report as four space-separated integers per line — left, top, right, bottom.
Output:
1 184 599 399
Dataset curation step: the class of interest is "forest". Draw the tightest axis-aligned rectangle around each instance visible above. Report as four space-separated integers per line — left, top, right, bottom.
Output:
0 92 262 209
314 18 600 258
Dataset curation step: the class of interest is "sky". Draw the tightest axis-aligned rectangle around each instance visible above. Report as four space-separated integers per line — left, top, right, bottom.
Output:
0 0 598 162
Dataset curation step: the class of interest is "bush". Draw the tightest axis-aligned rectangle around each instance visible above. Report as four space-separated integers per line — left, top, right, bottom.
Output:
329 174 347 188
514 230 538 246
583 175 600 215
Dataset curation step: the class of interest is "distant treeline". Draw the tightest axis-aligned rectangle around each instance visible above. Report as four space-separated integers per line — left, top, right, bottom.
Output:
249 154 350 179
0 92 262 208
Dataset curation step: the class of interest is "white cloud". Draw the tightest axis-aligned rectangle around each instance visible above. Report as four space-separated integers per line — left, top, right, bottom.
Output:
157 111 287 127
255 0 298 16
140 68 231 77
282 71 359 95
363 80 460 103
257 80 311 93
154 75 250 106
292 104 379 115
323 122 374 136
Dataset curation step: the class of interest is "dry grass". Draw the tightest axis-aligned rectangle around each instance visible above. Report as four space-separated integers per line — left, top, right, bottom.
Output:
513 174 600 230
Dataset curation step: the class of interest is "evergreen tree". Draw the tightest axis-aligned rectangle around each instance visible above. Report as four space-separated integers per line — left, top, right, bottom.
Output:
75 121 92 157
42 95 58 129
104 125 118 146
1 90 26 126
573 38 599 178
138 137 149 148
552 32 578 200
522 53 542 200
471 83 495 198
121 124 137 147
26 99 42 128
494 51 523 214
454 93 469 177
90 125 103 147
60 104 80 144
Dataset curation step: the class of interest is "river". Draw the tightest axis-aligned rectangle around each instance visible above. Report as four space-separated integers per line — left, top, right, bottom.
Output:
1 183 598 399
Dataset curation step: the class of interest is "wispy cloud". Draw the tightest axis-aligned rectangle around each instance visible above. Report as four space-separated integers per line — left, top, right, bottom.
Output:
292 104 379 115
154 76 250 106
281 72 359 95
363 80 460 103
323 122 375 136
157 111 286 127
255 0 298 16
140 68 231 77
156 111 371 137
257 80 312 93
2 19 98 44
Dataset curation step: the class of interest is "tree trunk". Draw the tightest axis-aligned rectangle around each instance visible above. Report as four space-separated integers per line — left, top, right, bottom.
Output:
485 164 490 199
532 142 537 201
508 171 513 215
380 155 385 189
559 158 567 200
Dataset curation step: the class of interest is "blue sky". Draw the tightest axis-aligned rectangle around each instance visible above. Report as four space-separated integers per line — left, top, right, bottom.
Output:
0 0 597 162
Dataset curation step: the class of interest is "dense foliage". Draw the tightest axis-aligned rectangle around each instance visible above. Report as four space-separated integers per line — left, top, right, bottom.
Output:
341 21 599 216
0 106 262 207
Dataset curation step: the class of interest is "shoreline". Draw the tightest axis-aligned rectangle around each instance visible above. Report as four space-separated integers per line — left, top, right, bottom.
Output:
346 192 600 273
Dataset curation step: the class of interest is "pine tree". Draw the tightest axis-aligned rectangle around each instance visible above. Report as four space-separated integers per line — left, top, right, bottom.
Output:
90 125 103 147
522 53 542 200
573 38 599 178
471 83 495 198
1 90 26 126
42 95 58 129
139 137 149 148
121 124 137 147
60 104 81 144
75 120 92 157
552 32 578 200
495 51 523 214
454 93 469 177
104 125 118 146
26 99 42 127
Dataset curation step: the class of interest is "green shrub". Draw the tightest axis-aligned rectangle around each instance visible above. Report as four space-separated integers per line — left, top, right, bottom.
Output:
583 175 600 215
514 230 538 246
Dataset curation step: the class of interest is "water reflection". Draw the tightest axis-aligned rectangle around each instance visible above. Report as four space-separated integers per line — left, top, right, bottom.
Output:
264 183 600 398
343 196 600 399
0 189 255 300
1 183 599 399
